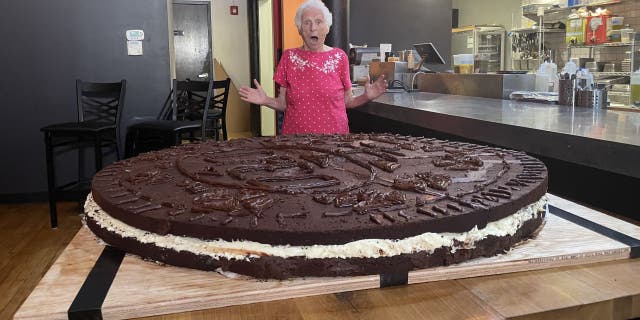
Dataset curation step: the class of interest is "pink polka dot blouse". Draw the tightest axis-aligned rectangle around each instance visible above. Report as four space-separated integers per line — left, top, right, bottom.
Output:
274 47 352 135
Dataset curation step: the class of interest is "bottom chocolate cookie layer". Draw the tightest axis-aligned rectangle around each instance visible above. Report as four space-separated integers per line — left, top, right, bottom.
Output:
84 211 545 280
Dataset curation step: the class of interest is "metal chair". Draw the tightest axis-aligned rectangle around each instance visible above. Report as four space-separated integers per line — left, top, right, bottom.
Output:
125 79 212 157
41 79 126 228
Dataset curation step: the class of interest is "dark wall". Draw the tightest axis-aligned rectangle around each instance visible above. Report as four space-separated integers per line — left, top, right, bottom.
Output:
350 0 452 72
0 0 171 197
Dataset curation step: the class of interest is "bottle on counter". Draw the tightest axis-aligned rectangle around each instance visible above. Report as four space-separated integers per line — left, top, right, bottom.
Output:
547 61 559 93
407 50 415 70
535 62 553 92
576 68 594 91
631 68 640 106
562 60 578 76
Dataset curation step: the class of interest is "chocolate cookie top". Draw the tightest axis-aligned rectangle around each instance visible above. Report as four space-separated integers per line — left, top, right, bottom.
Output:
91 133 547 245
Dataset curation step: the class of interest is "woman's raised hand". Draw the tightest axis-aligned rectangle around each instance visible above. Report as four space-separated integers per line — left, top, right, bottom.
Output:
364 74 388 101
239 79 268 105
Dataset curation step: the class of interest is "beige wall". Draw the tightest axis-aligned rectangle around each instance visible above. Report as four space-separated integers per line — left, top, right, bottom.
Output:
212 0 251 135
258 0 276 136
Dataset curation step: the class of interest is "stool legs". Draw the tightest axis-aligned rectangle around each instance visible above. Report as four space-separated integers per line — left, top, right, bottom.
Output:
94 133 103 170
222 119 227 141
44 132 58 228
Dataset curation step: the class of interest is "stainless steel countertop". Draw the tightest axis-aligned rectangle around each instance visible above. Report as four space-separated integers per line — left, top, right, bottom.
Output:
353 90 640 178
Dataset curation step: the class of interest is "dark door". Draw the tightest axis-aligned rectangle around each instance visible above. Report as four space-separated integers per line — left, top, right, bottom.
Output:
173 2 212 81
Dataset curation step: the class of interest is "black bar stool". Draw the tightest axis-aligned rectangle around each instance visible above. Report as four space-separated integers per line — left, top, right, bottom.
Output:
125 79 211 158
41 79 126 228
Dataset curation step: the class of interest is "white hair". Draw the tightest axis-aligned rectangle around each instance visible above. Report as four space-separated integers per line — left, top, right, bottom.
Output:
294 0 333 29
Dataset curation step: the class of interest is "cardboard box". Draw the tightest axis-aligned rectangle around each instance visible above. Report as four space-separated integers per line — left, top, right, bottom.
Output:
566 18 586 45
586 15 613 45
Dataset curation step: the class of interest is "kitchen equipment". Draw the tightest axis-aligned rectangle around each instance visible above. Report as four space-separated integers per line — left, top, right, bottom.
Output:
350 47 380 83
496 70 528 74
559 77 574 106
413 73 534 99
350 65 369 83
585 61 598 72
369 61 408 86
452 25 505 73
595 76 628 87
570 57 594 69
576 87 608 108
608 84 630 106
622 59 631 73
348 47 380 65
603 63 619 72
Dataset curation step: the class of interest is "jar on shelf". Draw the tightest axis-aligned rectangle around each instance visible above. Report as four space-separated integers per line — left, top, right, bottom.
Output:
621 25 634 44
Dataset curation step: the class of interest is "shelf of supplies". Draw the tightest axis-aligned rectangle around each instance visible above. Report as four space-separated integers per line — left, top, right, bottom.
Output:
568 43 632 48
509 28 565 34
569 0 622 9
522 0 622 20
592 71 630 76
522 0 622 11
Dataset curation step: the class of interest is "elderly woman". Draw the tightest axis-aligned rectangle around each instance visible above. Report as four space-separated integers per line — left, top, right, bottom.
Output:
239 0 387 135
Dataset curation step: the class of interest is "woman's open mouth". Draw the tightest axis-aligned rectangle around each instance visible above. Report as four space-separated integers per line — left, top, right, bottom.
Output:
310 36 319 41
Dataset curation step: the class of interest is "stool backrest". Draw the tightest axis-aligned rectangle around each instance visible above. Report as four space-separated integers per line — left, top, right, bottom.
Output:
204 78 231 121
76 79 126 124
171 79 213 121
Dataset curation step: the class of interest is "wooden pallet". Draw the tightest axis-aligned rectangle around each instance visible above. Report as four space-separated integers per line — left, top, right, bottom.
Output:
14 194 640 320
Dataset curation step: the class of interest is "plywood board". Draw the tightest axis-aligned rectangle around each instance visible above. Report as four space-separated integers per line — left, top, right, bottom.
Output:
14 195 640 320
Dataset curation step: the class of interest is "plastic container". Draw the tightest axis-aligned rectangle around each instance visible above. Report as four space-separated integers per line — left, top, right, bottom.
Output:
534 61 558 92
535 62 550 92
549 62 559 93
576 68 594 91
608 30 621 43
631 69 640 106
453 54 474 74
611 16 624 30
621 25 634 44
406 50 415 69
562 60 578 75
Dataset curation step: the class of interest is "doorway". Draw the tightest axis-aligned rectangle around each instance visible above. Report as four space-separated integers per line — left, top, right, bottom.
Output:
172 1 213 81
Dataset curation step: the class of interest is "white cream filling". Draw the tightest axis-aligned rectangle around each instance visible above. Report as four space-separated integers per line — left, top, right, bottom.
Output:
84 193 547 261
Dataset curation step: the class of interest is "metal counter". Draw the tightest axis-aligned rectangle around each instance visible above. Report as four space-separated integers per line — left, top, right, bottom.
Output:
353 91 640 179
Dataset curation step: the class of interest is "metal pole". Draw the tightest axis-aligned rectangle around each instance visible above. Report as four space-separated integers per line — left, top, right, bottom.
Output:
324 0 350 53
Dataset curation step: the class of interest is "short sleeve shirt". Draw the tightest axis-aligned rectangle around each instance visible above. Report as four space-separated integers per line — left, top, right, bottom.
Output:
274 47 352 135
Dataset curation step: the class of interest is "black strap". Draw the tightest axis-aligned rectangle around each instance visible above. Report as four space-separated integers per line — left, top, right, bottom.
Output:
380 272 409 288
548 205 640 258
68 246 125 320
